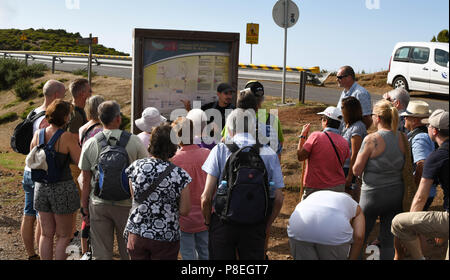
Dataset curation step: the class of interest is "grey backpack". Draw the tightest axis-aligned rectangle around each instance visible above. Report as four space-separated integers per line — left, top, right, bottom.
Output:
93 131 132 201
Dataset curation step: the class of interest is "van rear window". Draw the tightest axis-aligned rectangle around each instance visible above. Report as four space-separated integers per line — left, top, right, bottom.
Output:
394 47 410 62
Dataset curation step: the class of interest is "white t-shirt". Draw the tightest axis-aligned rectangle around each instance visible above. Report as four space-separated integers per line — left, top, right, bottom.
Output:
287 191 358 246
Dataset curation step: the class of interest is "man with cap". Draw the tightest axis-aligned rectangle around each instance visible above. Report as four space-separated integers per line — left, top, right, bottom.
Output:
297 106 350 200
391 109 449 260
135 107 167 150
401 100 437 209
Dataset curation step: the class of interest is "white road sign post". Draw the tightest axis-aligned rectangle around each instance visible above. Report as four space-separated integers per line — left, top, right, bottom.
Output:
273 0 299 104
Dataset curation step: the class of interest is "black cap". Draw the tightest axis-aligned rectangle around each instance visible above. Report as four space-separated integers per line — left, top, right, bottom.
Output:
217 83 234 93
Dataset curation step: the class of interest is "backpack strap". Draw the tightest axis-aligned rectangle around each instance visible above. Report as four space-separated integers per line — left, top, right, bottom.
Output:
95 131 109 149
225 142 240 153
117 131 132 148
134 162 176 204
80 122 101 145
323 131 343 166
47 129 65 150
38 128 45 146
29 110 46 123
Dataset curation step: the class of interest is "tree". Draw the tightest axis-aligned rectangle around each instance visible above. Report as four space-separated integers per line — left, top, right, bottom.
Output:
431 36 437 42
437 29 449 43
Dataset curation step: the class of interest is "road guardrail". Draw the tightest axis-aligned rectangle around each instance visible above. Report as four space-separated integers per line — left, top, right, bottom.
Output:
0 50 321 75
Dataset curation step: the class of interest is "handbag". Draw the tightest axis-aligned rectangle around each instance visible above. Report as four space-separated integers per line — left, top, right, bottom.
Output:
400 132 417 212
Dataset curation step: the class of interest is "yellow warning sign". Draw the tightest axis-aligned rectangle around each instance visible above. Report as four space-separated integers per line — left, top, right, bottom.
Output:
20 34 27 41
246 23 259 44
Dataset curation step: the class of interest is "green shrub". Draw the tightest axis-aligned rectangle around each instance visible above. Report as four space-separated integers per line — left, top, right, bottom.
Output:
0 112 18 125
119 112 131 131
21 105 36 119
14 78 37 100
0 59 47 90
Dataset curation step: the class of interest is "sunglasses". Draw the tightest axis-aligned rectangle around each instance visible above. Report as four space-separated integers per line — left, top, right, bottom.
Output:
337 75 349 80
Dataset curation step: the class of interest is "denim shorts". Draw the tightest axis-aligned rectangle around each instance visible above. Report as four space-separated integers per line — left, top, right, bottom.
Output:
22 170 37 217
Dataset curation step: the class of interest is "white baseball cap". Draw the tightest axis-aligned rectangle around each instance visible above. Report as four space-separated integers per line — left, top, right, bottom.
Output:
135 107 166 132
317 106 342 121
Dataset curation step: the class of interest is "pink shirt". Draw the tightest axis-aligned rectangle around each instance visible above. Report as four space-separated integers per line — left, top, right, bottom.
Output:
171 145 210 233
302 130 350 189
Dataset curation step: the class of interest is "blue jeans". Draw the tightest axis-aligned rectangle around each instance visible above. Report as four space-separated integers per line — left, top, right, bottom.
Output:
22 170 37 216
180 230 209 260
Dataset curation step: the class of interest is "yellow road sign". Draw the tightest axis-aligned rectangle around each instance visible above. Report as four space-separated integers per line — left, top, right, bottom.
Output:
20 34 27 41
246 23 259 44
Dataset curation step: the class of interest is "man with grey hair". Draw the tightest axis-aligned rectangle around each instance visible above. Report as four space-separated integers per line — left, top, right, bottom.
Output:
201 90 284 260
78 101 148 260
20 79 65 260
383 87 410 133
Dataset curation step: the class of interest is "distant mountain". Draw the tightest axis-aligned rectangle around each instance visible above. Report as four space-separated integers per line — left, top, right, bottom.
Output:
0 28 129 56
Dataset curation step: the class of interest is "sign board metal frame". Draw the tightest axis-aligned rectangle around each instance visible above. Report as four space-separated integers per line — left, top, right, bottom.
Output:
132 28 240 134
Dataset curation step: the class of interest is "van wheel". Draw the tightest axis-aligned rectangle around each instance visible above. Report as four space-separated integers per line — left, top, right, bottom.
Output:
393 77 409 91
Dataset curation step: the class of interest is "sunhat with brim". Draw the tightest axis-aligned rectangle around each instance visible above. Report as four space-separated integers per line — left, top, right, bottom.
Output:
135 107 166 132
317 106 342 121
421 109 449 130
400 100 432 118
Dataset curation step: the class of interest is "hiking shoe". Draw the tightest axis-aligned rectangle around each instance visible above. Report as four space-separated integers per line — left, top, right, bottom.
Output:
28 254 40 260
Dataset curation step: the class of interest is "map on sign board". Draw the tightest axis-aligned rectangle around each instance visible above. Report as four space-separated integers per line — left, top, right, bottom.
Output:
142 39 230 116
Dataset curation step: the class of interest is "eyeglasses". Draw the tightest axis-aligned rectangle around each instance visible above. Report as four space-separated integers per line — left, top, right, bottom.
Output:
337 75 349 80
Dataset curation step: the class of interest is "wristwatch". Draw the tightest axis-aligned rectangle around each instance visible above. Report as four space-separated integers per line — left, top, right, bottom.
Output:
80 207 88 217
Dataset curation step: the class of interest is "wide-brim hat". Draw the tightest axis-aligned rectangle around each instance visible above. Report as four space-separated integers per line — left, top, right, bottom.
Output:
135 107 166 132
317 106 342 121
400 100 432 118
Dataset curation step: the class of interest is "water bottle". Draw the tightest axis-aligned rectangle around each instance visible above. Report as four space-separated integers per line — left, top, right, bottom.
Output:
217 180 228 195
269 181 275 198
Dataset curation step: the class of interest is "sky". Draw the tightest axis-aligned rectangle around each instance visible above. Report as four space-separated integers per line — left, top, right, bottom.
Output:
0 0 448 73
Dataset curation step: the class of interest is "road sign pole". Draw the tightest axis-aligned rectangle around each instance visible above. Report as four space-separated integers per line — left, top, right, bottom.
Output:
88 33 93 86
281 0 288 104
250 44 253 64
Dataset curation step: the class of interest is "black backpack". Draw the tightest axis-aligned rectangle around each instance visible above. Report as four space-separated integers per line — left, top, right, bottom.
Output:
11 109 46 155
213 141 270 225
93 131 132 201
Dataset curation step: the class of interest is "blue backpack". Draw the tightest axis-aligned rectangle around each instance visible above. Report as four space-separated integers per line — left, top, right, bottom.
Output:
93 131 132 201
31 129 65 184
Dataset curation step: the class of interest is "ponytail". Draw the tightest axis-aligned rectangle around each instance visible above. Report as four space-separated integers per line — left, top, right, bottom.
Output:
390 106 399 135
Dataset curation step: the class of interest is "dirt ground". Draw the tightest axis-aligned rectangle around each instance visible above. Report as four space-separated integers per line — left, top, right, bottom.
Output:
0 71 447 260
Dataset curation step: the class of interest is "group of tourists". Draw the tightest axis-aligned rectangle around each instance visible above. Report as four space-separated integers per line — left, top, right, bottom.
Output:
16 64 448 261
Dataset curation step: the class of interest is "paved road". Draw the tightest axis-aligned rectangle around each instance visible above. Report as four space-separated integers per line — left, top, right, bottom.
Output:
32 59 449 111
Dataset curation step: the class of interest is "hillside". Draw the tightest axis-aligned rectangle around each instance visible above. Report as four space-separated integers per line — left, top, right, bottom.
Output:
0 28 129 56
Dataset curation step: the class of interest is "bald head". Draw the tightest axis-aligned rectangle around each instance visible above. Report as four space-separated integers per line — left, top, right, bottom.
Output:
43 80 66 100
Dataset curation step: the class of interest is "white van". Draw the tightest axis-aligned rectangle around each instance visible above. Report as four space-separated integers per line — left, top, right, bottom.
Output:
387 42 449 95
